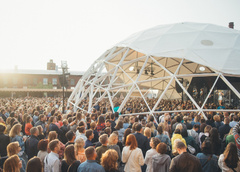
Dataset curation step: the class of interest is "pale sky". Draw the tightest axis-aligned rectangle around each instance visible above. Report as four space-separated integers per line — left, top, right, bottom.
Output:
0 0 239 72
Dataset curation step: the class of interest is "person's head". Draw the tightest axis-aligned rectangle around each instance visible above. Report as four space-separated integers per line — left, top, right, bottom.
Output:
130 116 135 123
48 139 60 153
64 145 76 165
97 115 105 125
213 115 221 122
85 129 94 140
204 125 212 134
104 127 111 136
66 130 76 142
99 134 108 145
209 127 220 143
201 139 212 155
105 119 111 127
37 139 48 152
150 137 161 149
101 149 118 171
30 127 39 136
26 156 42 172
135 123 142 132
175 123 183 131
77 126 86 134
9 123 22 137
223 142 239 169
224 117 230 125
0 124 6 133
176 116 181 123
193 124 200 131
7 141 20 156
115 120 123 130
144 127 151 138
26 115 32 123
123 128 132 144
85 146 97 160
157 125 163 135
233 115 239 122
180 129 188 138
48 131 58 142
126 134 138 150
108 133 118 145
156 142 168 154
74 138 85 154
90 121 96 130
3 154 22 172
175 141 187 154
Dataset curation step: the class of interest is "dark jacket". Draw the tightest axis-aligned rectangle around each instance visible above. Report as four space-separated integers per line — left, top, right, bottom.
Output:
218 124 231 140
60 125 69 144
133 132 150 157
169 152 202 172
25 135 40 160
49 123 63 140
0 133 10 157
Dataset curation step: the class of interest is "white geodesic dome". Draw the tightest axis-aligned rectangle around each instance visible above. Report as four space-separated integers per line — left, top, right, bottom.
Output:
69 22 240 119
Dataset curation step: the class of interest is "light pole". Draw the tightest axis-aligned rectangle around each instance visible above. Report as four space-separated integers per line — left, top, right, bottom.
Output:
61 61 70 114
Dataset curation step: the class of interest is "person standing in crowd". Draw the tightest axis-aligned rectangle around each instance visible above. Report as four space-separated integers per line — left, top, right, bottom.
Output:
3 155 22 172
101 149 119 172
25 127 40 160
218 142 240 172
25 115 33 136
152 142 171 172
122 134 144 172
90 122 99 144
219 117 231 140
96 134 109 164
75 126 87 142
61 145 81 172
48 116 63 140
107 133 121 165
133 123 150 157
96 115 105 132
84 129 94 149
26 156 43 172
115 120 125 142
6 141 26 172
196 140 219 171
65 130 76 147
75 138 87 163
0 124 10 157
155 125 171 146
77 146 105 172
169 141 202 172
229 115 239 128
144 137 161 172
37 139 49 165
187 124 200 146
44 139 61 172
34 114 47 134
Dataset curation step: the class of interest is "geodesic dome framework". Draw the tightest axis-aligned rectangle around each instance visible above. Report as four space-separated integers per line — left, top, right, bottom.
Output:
68 22 240 120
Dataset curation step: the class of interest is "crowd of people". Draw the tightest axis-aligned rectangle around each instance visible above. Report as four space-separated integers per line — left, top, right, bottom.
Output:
0 97 240 172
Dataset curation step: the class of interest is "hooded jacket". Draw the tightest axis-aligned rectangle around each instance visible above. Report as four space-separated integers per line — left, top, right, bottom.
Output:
152 153 171 172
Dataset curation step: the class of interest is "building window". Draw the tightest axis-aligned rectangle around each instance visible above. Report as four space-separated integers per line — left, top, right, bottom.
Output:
70 79 75 86
23 78 28 85
43 78 48 85
13 78 18 85
52 78 57 85
33 78 38 85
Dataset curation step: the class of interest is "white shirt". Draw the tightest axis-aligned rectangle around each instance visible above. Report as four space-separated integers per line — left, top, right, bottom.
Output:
44 152 60 172
145 148 158 172
122 146 144 172
218 154 240 172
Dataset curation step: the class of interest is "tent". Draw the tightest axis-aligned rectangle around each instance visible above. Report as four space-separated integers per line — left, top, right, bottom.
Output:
68 22 240 120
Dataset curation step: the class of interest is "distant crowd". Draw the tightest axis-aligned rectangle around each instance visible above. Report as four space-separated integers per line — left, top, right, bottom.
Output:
0 97 240 172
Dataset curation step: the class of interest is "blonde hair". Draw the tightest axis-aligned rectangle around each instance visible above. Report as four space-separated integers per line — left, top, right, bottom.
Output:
3 154 20 172
144 127 151 138
108 133 118 145
74 138 85 155
175 124 183 131
9 124 22 138
101 149 118 171
48 131 57 142
7 142 19 157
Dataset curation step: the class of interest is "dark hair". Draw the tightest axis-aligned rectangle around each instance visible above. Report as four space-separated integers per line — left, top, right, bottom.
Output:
115 120 123 130
85 146 95 159
176 116 181 123
123 128 132 145
66 130 75 141
26 156 42 172
97 115 105 125
223 143 239 169
48 139 59 151
64 145 76 165
181 129 188 137
157 125 163 135
85 129 93 139
176 141 186 149
135 123 142 132
174 129 181 134
201 140 212 155
151 137 161 149
0 124 6 133
37 139 48 151
77 126 85 133
156 142 167 154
